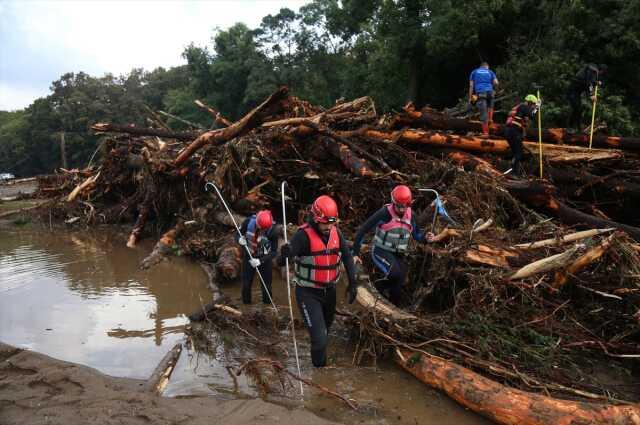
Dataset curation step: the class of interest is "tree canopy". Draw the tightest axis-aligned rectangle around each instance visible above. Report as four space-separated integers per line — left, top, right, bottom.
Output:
2 0 638 177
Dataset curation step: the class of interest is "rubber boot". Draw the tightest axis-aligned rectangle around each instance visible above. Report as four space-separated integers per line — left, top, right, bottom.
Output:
481 122 489 138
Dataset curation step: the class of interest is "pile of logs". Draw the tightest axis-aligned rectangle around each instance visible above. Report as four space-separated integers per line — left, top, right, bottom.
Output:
45 87 640 424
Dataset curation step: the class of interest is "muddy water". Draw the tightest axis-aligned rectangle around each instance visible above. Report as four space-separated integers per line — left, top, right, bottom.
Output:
0 226 211 379
0 227 488 424
168 275 490 424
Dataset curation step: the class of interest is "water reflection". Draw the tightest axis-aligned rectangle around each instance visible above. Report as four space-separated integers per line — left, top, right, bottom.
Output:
0 227 211 379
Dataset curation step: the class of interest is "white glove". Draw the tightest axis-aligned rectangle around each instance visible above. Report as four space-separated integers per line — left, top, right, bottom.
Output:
249 258 261 268
238 236 247 247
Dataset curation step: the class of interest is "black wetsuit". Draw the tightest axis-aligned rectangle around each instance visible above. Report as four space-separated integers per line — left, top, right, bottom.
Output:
567 64 602 130
506 103 536 175
352 206 426 305
282 220 357 367
237 218 278 305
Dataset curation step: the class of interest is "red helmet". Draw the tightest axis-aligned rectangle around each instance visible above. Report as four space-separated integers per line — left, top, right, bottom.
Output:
311 195 338 223
256 210 273 229
391 185 412 206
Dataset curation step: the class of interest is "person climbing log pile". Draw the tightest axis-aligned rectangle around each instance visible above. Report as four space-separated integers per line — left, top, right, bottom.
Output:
40 86 640 424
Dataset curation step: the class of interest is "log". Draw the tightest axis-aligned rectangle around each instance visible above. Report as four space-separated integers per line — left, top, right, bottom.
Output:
91 123 200 141
553 233 618 289
139 221 184 270
322 137 380 178
465 245 519 269
395 106 640 151
143 343 182 394
513 228 615 250
127 192 153 248
395 348 640 425
355 274 417 321
173 86 288 166
508 246 579 280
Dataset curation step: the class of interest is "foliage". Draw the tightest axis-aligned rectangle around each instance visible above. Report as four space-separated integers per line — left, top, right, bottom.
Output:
1 0 638 176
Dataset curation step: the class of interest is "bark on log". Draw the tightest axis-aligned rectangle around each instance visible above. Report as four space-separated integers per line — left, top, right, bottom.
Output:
395 106 640 151
448 151 640 241
322 137 380 178
553 232 618 289
395 348 640 425
174 86 289 166
92 123 201 141
215 238 242 281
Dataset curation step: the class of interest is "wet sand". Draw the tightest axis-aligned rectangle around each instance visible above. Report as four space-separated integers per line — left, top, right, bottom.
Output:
0 342 336 425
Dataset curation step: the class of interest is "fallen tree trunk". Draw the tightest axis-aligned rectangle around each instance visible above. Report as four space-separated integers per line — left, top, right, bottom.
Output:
395 348 640 425
355 271 417 321
174 87 289 166
395 106 640 151
322 137 380 178
508 246 580 280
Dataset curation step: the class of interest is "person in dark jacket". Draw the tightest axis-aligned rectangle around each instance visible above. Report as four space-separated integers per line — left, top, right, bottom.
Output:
237 210 278 305
567 63 607 131
505 94 539 176
351 185 434 306
280 195 358 367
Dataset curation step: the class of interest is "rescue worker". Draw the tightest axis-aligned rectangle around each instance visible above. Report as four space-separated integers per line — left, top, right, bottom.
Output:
351 185 434 306
469 61 499 137
567 63 607 131
505 94 539 176
279 195 358 367
237 210 278 305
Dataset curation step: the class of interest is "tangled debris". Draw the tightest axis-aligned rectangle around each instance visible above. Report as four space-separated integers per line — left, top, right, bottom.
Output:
37 87 640 422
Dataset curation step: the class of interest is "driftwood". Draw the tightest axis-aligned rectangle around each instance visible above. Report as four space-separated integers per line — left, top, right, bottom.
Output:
194 99 232 127
174 87 289 166
355 275 417 321
67 171 101 202
215 237 242 280
395 348 640 425
553 232 619 289
508 246 579 280
92 123 200 141
143 343 182 394
465 244 519 268
513 228 615 250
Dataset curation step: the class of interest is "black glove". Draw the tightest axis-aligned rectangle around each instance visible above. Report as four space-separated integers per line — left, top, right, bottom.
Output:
280 243 291 259
347 283 358 304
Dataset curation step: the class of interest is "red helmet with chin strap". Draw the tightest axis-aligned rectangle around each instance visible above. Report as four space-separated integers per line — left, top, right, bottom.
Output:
311 195 338 223
391 185 412 206
256 210 273 229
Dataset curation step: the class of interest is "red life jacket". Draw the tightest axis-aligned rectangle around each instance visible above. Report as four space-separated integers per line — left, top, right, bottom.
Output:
294 224 342 288
506 103 528 129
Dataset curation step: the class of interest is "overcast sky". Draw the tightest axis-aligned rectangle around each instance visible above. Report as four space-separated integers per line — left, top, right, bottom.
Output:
0 0 309 111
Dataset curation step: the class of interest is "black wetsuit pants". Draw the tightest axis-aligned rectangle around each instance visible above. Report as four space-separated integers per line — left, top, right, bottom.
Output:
295 285 336 367
371 247 407 305
241 253 273 304
505 125 525 175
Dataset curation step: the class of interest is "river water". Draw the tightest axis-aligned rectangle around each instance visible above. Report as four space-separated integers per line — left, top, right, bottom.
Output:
0 226 488 424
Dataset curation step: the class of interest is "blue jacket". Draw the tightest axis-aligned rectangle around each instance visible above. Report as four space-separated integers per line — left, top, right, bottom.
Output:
470 67 496 94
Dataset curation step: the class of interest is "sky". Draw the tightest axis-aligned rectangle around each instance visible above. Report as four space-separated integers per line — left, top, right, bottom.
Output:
0 0 309 111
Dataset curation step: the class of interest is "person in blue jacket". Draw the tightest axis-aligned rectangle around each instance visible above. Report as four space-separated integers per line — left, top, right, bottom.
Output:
469 61 499 137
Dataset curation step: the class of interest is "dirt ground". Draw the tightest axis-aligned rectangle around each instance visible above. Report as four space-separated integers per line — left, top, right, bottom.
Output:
0 342 338 425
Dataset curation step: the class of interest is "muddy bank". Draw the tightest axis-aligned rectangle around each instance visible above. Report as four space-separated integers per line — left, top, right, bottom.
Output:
0 342 336 425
